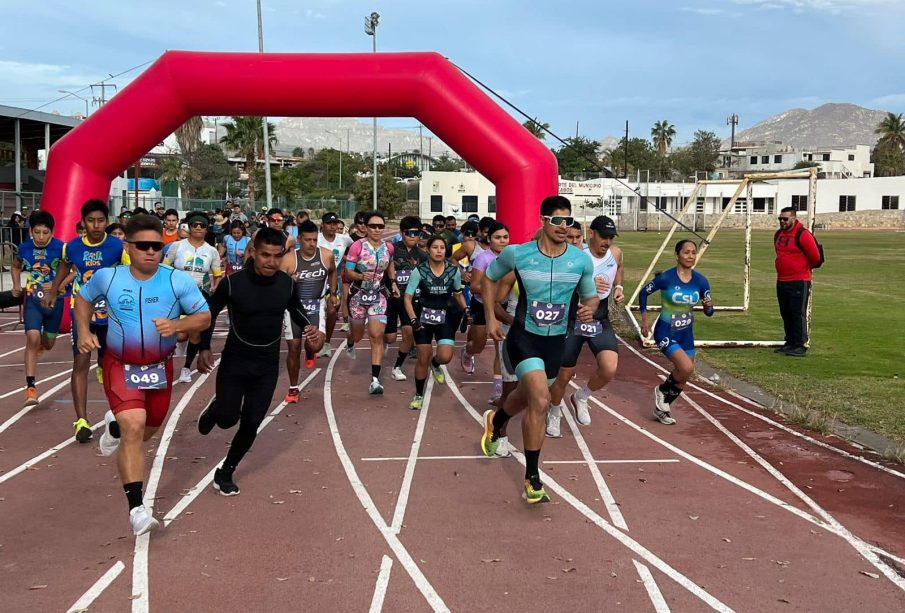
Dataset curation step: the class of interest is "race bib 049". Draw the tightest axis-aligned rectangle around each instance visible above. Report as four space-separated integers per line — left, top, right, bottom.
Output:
124 362 168 390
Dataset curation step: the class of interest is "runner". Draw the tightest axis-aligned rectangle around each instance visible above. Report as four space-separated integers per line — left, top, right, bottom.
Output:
316 212 354 357
466 221 510 399
245 208 295 260
566 220 585 248
220 220 250 276
161 209 180 246
348 211 368 241
479 196 599 503
77 214 210 536
385 216 427 382
195 228 313 496
547 215 624 436
343 211 399 395
450 220 483 356
11 211 66 407
44 199 123 443
163 212 224 384
282 220 335 403
404 235 468 409
639 239 714 425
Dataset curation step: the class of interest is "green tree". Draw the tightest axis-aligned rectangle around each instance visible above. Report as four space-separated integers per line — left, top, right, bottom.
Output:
875 112 905 152
353 166 406 218
522 117 550 140
793 160 821 170
872 140 905 176
157 154 200 201
431 154 466 172
554 136 601 178
220 116 277 206
651 120 676 157
605 137 658 177
184 144 237 200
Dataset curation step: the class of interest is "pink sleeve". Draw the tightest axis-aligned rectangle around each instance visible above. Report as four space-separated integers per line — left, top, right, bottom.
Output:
386 242 395 258
346 239 362 264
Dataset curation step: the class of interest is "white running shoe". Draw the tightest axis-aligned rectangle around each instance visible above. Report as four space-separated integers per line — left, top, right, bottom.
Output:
99 410 121 457
494 435 512 458
178 367 192 384
345 344 356 360
570 391 591 426
390 367 407 381
545 403 563 438
368 378 384 395
174 340 187 358
317 344 332 358
129 504 159 536
653 387 676 425
460 350 475 374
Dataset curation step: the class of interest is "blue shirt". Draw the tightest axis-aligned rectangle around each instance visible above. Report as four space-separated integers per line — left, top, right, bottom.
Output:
17 237 65 300
63 235 123 325
485 241 596 336
639 267 714 327
223 234 251 268
79 265 209 365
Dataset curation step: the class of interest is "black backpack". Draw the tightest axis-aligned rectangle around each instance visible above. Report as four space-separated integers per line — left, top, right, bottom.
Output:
796 225 825 269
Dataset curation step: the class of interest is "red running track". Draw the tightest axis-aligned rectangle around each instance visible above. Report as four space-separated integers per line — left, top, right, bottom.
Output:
0 308 903 612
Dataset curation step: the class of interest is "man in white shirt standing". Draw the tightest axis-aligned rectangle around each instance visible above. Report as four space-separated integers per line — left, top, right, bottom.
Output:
317 212 353 356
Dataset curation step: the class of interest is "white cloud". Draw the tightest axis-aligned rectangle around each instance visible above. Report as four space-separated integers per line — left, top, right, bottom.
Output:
731 0 897 14
680 6 731 15
870 94 905 109
0 60 95 90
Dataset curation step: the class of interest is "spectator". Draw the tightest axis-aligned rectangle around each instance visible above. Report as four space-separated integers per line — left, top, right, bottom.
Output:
773 207 822 357
7 211 27 245
445 215 462 242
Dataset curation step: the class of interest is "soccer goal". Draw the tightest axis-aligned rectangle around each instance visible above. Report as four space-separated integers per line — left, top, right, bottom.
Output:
623 168 817 348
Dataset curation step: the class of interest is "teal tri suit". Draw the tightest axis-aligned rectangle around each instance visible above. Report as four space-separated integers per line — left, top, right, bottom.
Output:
485 241 596 381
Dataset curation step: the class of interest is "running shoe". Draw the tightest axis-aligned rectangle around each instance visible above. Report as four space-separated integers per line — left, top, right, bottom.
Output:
316 344 332 358
368 378 384 395
24 386 39 408
74 417 93 444
430 364 445 384
305 357 317 369
345 343 356 360
213 468 240 496
569 391 591 426
391 367 407 381
490 379 503 402
480 409 499 457
96 368 104 385
545 403 563 438
773 344 791 354
178 367 192 384
460 350 475 375
98 411 121 456
339 322 350 332
654 407 677 425
524 475 550 504
409 394 424 410
284 387 300 403
174 340 187 358
408 347 417 359
129 504 160 536
198 397 217 435
494 436 511 458
653 388 677 425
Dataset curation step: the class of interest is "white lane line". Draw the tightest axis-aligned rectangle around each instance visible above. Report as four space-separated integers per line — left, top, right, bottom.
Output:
442 369 733 612
575 384 905 575
0 370 87 434
0 366 75 399
0 334 68 359
633 560 671 613
132 363 218 613
66 560 125 613
324 349 450 612
390 377 434 533
368 555 394 613
0 419 103 485
362 455 495 462
0 359 71 367
616 336 905 481
162 368 321 526
544 459 680 465
681 392 905 592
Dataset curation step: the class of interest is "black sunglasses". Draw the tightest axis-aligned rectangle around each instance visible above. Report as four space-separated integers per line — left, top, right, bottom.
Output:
190 221 208 229
462 231 477 238
403 229 421 238
127 240 164 252
367 223 385 230
778 216 792 222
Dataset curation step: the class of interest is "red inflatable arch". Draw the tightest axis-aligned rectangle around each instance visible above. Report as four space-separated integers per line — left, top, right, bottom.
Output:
42 51 557 243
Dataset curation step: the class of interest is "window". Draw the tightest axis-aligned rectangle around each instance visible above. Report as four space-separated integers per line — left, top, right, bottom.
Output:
430 195 442 212
696 197 705 213
750 156 758 164
734 198 747 214
487 195 496 213
823 153 831 161
753 197 767 213
461 195 478 213
761 156 769 164
848 154 855 161
882 195 899 210
639 196 648 211
838 195 856 212
774 155 782 164
791 195 808 211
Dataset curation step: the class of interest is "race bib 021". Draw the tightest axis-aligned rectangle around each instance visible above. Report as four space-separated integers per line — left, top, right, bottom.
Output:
574 319 602 337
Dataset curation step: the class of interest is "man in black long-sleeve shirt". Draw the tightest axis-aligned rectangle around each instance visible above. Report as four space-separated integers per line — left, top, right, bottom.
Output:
196 228 315 495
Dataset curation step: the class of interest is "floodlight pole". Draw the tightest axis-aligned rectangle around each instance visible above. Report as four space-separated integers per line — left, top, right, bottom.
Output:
257 0 273 210
366 11 380 210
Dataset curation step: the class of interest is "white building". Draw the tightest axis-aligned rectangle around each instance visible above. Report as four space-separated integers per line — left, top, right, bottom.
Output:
721 142 874 179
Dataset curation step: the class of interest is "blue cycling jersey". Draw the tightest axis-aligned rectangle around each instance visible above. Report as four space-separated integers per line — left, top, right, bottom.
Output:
79 264 209 365
639 267 714 327
17 237 65 300
63 235 123 326
485 241 596 336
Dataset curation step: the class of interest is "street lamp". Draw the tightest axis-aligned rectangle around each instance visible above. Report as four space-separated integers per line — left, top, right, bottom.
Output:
365 11 380 210
58 90 90 117
326 130 343 190
257 0 273 209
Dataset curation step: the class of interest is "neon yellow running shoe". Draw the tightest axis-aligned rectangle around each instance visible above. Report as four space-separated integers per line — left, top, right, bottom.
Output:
430 364 445 384
480 409 499 457
409 395 423 410
74 418 93 444
524 476 550 504
95 368 104 385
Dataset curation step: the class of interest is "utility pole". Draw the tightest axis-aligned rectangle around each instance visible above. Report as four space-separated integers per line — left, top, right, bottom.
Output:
257 0 274 210
365 11 380 210
624 120 629 179
727 113 739 149
90 81 117 107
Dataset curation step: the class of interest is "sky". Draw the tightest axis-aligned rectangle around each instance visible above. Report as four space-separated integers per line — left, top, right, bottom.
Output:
3 0 905 149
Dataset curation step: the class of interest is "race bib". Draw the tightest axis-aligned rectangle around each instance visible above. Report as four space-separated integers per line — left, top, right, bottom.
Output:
395 270 411 286
420 308 446 325
33 288 45 301
670 312 694 331
93 298 107 310
301 299 320 315
530 301 565 327
358 288 380 306
574 320 602 337
124 362 168 390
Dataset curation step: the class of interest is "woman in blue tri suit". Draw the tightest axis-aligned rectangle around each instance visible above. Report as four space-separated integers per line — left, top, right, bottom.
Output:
639 239 714 425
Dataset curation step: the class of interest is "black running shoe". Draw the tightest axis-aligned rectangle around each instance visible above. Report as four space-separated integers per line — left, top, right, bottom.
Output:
198 397 217 435
213 468 240 496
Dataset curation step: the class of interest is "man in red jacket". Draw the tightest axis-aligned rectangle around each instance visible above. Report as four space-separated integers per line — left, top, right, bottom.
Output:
774 207 822 357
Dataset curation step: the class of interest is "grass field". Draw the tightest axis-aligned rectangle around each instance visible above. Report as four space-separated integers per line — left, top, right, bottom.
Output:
611 229 905 445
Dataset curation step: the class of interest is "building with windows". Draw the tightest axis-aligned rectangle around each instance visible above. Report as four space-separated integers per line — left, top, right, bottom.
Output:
719 142 874 179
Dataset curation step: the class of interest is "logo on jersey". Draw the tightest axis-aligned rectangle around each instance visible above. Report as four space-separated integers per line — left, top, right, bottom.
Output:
293 268 326 282
671 290 700 305
119 295 135 311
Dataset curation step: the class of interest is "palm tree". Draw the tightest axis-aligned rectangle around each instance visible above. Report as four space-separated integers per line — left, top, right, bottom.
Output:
875 112 905 152
523 117 550 140
651 120 676 156
220 116 277 206
175 116 203 158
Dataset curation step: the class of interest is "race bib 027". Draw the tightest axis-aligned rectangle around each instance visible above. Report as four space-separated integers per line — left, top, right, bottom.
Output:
530 301 565 327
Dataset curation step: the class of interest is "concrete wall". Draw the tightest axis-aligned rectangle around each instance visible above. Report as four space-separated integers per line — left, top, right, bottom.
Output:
627 209 905 231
